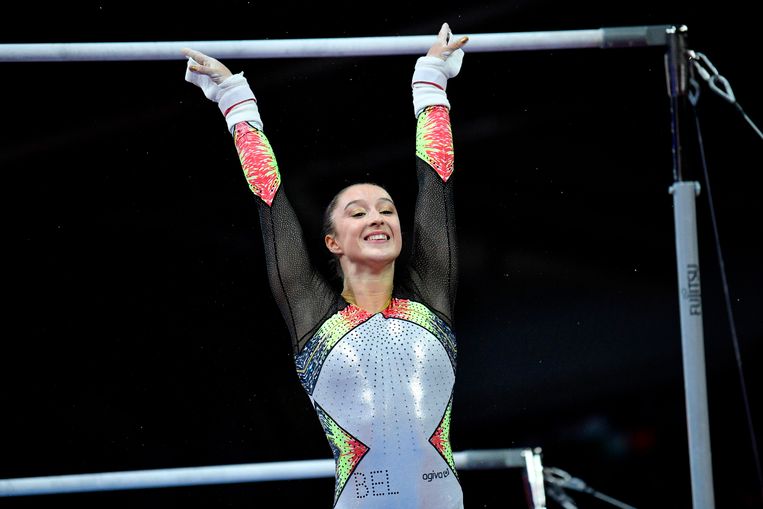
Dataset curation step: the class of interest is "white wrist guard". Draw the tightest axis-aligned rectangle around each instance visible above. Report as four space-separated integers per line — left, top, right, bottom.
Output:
411 49 464 117
225 100 263 133
216 74 262 132
184 63 263 132
217 74 254 110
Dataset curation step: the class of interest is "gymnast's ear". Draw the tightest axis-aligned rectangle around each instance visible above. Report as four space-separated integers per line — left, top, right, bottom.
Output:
325 234 343 255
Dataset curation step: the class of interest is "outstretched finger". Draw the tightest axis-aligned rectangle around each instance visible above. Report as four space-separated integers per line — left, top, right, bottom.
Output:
437 22 450 44
180 49 216 76
447 35 470 51
181 48 210 65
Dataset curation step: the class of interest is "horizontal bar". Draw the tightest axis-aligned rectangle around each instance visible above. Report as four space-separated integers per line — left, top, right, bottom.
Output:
0 448 532 496
0 26 670 62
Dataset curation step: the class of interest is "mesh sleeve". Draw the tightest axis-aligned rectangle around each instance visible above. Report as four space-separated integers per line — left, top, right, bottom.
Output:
234 121 335 353
404 105 459 326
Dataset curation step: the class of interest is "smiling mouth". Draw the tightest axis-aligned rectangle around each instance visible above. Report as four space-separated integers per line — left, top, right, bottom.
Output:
364 233 390 241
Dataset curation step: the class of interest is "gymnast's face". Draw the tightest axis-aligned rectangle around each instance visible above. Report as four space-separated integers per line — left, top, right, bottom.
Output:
324 184 402 271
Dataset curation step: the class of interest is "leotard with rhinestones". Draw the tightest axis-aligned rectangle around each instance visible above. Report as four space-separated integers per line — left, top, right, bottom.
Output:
232 104 461 508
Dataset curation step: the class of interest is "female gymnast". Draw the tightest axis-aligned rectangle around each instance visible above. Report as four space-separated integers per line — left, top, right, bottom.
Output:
183 22 469 508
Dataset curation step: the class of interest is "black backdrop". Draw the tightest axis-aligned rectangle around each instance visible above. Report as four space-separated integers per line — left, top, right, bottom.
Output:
2 1 761 508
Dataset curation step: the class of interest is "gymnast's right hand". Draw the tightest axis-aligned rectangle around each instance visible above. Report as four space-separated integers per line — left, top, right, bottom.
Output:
181 48 261 129
182 48 234 102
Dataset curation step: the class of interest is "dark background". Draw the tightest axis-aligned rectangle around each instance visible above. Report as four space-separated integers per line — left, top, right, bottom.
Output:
2 1 761 508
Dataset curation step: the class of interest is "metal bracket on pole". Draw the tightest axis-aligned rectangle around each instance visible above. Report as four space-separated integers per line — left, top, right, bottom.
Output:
523 448 548 509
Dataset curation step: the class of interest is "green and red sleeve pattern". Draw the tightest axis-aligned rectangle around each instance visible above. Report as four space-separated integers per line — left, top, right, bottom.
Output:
405 104 459 328
232 121 335 353
234 121 281 206
415 105 455 183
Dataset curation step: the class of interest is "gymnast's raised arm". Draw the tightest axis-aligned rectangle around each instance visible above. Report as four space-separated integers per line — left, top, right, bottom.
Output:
182 48 335 353
404 24 468 327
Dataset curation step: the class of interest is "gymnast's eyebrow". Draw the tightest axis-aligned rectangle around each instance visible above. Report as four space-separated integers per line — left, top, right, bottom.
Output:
344 197 395 210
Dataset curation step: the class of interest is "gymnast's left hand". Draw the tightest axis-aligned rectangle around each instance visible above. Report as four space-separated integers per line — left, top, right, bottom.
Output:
426 22 469 61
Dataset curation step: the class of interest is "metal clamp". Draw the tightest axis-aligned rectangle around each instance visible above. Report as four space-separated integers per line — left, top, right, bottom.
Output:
688 50 737 104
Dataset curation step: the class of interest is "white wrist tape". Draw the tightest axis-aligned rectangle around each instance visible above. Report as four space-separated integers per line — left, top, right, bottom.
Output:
184 59 263 132
412 56 450 90
412 85 450 118
410 49 464 117
217 73 256 117
225 101 263 133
